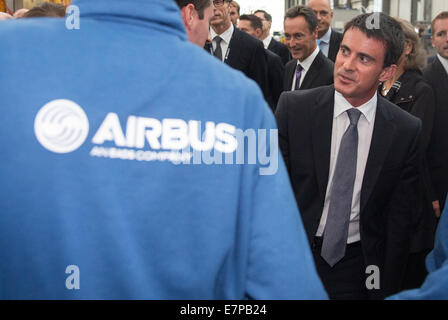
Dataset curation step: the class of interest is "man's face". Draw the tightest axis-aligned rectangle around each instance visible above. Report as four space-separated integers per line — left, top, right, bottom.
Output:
229 4 239 26
254 12 271 36
308 0 333 38
238 20 260 39
210 0 231 27
190 5 214 46
334 28 393 106
432 18 448 59
284 16 318 61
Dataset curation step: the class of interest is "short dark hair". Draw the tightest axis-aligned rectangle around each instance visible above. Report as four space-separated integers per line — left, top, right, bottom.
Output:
175 0 212 20
284 6 318 34
254 9 272 22
23 2 66 18
343 13 404 68
239 14 263 32
431 11 448 35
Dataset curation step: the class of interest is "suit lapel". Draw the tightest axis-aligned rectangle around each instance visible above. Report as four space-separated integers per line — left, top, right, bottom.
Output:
284 61 296 91
312 86 334 201
225 28 239 67
301 52 323 89
434 58 448 89
360 96 395 212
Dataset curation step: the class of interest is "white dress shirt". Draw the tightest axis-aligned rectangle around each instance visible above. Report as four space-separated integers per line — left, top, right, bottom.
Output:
437 54 448 75
210 24 234 62
318 28 332 58
316 91 378 244
291 46 320 90
263 35 273 50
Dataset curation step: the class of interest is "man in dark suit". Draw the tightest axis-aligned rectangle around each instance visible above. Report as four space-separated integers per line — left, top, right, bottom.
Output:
282 6 334 92
254 9 291 66
276 13 422 299
206 0 269 103
308 0 343 63
423 11 448 216
238 14 285 111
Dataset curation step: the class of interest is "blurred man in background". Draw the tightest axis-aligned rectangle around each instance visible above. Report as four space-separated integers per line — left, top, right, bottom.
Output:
229 0 239 26
255 9 291 66
238 14 284 110
308 0 342 62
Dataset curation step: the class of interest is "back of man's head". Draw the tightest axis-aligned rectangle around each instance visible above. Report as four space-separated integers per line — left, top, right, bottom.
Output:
343 13 404 68
175 0 211 20
23 2 66 18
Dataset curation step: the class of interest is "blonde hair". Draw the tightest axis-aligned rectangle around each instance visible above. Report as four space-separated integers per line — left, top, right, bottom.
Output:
396 18 427 70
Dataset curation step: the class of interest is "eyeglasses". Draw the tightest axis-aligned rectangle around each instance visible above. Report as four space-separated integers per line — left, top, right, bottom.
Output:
213 0 229 7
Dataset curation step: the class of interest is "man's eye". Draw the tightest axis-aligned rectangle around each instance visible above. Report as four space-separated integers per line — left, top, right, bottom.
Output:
360 56 369 63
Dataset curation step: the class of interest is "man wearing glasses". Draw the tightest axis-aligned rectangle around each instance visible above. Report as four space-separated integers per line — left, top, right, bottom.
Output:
208 0 270 106
308 0 342 63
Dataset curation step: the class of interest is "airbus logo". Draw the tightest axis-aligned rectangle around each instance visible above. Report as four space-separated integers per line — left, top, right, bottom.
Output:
34 99 89 154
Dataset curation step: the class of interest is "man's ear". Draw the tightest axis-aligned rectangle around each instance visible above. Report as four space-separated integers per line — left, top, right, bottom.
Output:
255 28 263 39
378 64 397 82
313 27 319 39
180 4 196 31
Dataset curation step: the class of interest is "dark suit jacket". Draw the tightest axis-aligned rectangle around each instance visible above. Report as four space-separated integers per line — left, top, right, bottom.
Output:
275 85 422 299
205 28 270 104
382 69 437 252
268 38 291 66
283 50 334 92
265 49 284 112
327 30 343 63
423 57 448 210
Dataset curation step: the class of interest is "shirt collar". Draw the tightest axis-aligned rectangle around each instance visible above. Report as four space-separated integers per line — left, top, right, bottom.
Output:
334 90 377 123
296 46 320 71
263 35 273 49
210 23 234 44
319 28 332 44
437 54 448 75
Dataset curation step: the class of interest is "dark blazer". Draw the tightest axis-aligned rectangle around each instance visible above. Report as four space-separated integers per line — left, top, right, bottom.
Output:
283 50 334 92
381 69 437 252
327 30 343 63
265 49 285 112
205 28 270 104
275 85 422 298
268 38 291 66
423 57 448 210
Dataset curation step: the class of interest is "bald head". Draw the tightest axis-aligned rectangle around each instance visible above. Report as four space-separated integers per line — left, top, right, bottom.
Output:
307 0 333 38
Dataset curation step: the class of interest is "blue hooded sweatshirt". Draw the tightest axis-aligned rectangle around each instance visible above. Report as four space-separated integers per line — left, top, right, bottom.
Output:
0 0 327 299
388 198 448 300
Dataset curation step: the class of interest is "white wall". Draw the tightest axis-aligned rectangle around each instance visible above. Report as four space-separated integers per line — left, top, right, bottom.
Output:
389 0 411 21
432 0 448 19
